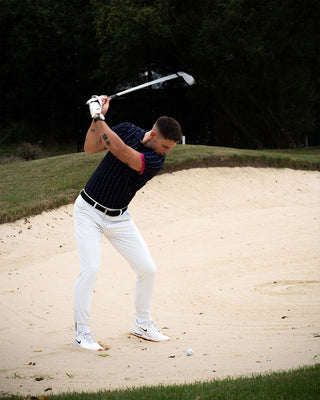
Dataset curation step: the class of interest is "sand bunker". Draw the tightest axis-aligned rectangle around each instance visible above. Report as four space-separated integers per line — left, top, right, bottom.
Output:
0 167 319 396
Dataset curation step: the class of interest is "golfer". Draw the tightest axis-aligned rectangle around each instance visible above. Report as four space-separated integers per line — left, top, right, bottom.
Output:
73 95 182 350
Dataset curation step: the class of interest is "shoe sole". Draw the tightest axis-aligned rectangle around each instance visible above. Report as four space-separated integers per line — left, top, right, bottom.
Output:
73 339 103 351
130 330 170 342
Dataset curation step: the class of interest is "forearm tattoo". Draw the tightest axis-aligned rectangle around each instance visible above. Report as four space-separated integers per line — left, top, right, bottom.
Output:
102 133 111 146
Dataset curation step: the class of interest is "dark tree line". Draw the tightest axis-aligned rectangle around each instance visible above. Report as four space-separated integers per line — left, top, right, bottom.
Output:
0 0 319 149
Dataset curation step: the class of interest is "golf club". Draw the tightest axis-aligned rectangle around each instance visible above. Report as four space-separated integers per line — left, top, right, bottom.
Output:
108 71 195 99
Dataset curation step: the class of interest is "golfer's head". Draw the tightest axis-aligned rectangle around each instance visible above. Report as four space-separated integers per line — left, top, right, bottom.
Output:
154 116 182 144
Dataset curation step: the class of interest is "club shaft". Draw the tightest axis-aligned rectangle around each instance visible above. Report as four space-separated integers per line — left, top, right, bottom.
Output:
108 73 179 99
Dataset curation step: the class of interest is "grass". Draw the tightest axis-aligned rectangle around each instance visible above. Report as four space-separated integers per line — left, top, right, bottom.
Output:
1 365 320 399
1 145 320 224
163 145 320 171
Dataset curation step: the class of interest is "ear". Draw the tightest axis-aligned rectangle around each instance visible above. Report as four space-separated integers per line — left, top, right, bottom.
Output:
150 130 158 138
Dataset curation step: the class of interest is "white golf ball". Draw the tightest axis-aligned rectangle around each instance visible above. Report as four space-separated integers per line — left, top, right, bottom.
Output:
186 348 193 356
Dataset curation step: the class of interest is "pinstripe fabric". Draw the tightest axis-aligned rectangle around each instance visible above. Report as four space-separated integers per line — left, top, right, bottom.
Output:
84 123 165 209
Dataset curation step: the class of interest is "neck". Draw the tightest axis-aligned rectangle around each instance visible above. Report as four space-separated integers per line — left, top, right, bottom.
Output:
142 130 154 146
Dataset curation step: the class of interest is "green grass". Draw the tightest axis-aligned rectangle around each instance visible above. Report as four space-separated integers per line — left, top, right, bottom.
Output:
2 365 320 400
1 145 320 224
164 145 320 171
0 152 101 223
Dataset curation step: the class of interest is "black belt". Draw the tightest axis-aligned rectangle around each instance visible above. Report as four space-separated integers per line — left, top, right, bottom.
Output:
80 190 127 217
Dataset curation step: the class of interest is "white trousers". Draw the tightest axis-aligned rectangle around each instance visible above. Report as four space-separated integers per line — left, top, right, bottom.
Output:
73 194 156 328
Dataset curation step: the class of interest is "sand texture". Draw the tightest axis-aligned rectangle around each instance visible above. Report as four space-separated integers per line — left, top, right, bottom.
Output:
0 167 319 396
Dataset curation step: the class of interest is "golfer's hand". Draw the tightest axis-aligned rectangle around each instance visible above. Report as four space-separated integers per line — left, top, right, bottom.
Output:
100 95 111 116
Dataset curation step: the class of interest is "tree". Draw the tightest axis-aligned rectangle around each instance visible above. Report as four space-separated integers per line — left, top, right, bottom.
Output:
182 0 320 147
1 0 319 148
90 0 174 84
0 0 97 144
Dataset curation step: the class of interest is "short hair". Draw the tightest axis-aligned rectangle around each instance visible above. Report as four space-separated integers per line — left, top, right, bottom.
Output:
154 116 182 143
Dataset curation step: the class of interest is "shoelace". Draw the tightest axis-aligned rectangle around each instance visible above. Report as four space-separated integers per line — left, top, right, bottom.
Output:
79 331 96 343
141 321 159 333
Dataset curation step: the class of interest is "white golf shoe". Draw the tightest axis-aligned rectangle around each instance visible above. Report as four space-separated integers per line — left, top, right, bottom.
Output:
131 320 170 342
73 331 103 351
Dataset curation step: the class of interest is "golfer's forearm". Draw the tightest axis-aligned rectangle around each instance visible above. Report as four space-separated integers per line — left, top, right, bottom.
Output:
95 120 127 153
86 120 142 171
84 120 106 153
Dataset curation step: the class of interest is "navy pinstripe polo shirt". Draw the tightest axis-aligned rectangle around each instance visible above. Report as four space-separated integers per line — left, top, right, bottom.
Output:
84 122 166 209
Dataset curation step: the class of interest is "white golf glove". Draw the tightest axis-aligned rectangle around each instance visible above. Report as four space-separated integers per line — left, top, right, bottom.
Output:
86 95 103 118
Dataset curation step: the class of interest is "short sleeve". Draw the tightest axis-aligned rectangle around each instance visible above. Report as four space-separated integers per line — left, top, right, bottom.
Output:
142 151 165 175
138 153 145 175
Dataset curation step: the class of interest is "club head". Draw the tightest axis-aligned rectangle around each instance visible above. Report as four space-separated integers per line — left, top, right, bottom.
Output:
177 71 195 86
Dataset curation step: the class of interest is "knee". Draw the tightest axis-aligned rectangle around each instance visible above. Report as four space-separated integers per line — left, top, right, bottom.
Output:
78 263 99 283
135 259 157 279
146 262 157 278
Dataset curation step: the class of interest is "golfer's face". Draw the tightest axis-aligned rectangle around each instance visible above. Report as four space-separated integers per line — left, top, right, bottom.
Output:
154 139 176 156
151 134 176 156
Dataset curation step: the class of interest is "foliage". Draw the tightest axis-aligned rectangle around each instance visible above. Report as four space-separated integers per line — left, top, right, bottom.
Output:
0 0 319 148
172 0 319 148
17 141 43 160
0 0 97 144
91 0 173 84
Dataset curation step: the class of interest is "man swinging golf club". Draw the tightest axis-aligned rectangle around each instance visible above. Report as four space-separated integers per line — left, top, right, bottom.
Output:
73 93 183 350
